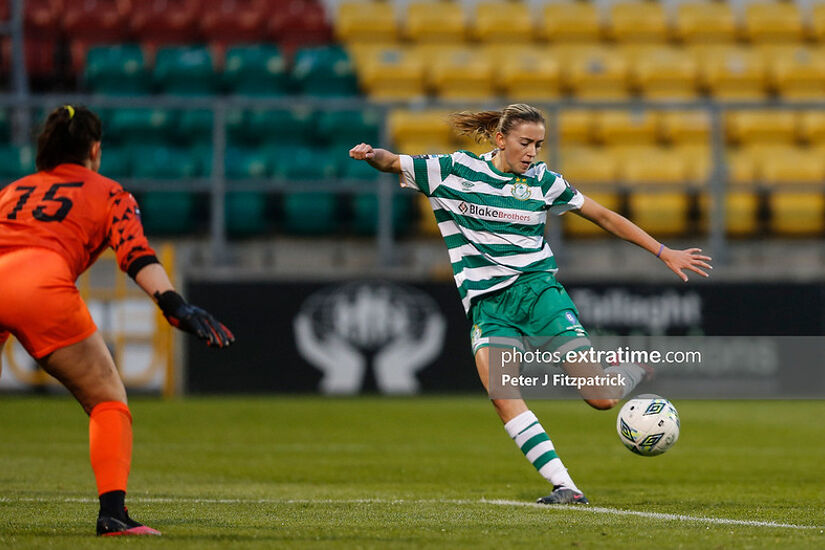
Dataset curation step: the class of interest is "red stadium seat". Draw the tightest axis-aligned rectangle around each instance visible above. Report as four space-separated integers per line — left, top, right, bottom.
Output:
130 0 202 47
23 0 62 38
63 0 131 43
2 36 59 79
201 0 268 47
268 0 332 54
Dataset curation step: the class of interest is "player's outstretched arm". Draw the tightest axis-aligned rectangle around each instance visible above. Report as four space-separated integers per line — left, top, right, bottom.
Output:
349 143 401 173
574 195 713 282
134 263 235 348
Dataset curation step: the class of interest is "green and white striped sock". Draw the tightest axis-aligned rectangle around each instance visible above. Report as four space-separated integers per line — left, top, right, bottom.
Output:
504 410 580 493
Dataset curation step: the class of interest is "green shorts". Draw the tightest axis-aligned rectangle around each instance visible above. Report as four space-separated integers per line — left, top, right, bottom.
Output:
469 272 591 356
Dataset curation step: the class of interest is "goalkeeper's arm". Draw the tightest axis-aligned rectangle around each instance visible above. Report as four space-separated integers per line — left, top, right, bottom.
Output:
134 263 234 348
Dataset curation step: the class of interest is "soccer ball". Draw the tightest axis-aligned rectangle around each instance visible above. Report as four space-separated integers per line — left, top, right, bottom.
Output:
616 394 680 456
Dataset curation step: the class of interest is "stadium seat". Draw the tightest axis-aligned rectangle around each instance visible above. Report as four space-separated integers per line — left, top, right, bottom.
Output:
698 46 768 100
540 2 601 43
0 109 9 143
0 145 34 181
608 1 668 43
743 2 803 44
698 191 761 236
131 146 201 179
200 0 268 46
223 45 290 96
291 45 359 96
100 147 132 179
282 192 339 234
425 47 495 99
138 192 197 235
633 47 699 100
272 145 338 181
770 192 825 235
558 147 620 236
354 45 427 100
2 37 58 80
23 0 61 41
558 110 595 146
153 46 219 96
268 0 332 53
627 192 691 236
84 45 150 95
619 147 691 186
351 190 413 235
563 191 620 237
726 148 759 185
564 46 630 100
104 108 177 146
62 0 131 43
225 192 268 236
676 143 712 183
659 111 711 146
130 0 201 47
594 110 659 147
389 109 453 151
317 108 381 149
415 193 440 236
474 2 534 43
405 1 467 43
761 149 825 184
225 147 270 180
497 46 561 100
673 1 736 44
336 1 400 43
768 46 825 100
724 111 798 147
396 138 454 155
811 3 825 42
798 111 825 146
244 108 315 147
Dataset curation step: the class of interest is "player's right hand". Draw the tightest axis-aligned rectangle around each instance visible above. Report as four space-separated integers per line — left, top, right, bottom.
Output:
154 291 235 348
349 143 375 160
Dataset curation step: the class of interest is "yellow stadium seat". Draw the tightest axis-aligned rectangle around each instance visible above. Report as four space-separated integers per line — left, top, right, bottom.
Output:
628 193 691 236
676 144 712 183
558 109 595 146
619 147 691 185
633 47 699 99
659 110 711 146
770 192 825 235
563 192 621 237
768 46 825 100
726 148 759 185
558 146 618 184
356 46 426 100
698 191 761 236
608 1 668 43
336 2 399 43
594 110 660 146
798 111 825 145
698 46 768 100
425 47 495 99
497 46 562 100
743 2 804 44
564 46 631 100
405 1 467 43
474 1 534 43
388 109 453 149
811 3 825 42
674 2 737 44
397 138 453 155
540 2 601 43
761 149 825 184
724 110 798 146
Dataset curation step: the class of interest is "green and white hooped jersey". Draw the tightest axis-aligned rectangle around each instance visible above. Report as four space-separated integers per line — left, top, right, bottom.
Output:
399 149 584 314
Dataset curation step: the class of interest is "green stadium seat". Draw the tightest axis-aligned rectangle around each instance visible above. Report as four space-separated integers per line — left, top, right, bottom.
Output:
104 108 177 146
100 147 132 179
84 45 149 95
0 109 10 142
245 108 315 147
318 108 381 149
130 146 200 179
352 192 413 235
0 145 34 180
224 45 290 96
153 46 218 96
282 192 339 234
341 157 381 181
137 192 197 235
178 110 213 145
271 146 338 181
225 147 270 180
291 45 359 96
226 192 268 236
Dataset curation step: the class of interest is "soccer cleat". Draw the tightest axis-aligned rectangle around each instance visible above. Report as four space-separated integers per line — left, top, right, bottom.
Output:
536 485 589 505
96 507 161 536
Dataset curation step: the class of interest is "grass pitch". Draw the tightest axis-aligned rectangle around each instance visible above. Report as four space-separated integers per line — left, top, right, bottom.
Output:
0 396 823 548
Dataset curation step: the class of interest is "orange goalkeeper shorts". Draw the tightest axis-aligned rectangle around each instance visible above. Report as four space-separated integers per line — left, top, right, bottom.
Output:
0 247 97 359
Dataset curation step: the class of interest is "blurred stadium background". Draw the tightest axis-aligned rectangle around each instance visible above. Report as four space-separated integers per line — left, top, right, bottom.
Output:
1 0 824 397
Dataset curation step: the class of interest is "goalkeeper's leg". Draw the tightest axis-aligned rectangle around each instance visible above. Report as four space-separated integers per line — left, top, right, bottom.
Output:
475 347 587 503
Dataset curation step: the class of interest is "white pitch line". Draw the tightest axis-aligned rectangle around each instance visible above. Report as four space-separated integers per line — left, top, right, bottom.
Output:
1 497 822 531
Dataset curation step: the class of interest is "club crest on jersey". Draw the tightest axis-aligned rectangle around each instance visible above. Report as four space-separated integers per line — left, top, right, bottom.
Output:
461 180 475 190
510 180 531 201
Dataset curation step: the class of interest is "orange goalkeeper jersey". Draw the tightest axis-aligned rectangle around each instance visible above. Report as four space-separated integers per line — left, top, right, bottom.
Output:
0 163 158 280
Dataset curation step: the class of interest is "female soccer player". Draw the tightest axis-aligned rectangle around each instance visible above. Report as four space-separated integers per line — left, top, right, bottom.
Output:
0 105 234 536
349 103 711 505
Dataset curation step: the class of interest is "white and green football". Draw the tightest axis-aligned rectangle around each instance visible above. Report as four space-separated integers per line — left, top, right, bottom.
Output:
617 394 680 457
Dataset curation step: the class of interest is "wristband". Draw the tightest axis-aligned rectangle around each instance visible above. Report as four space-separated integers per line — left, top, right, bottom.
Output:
656 244 665 258
154 290 186 316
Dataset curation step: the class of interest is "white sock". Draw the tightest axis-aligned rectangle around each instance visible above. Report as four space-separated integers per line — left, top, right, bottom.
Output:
504 410 580 493
604 363 647 398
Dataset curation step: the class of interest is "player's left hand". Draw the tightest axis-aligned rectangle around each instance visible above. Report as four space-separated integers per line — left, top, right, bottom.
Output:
659 247 712 282
154 291 235 348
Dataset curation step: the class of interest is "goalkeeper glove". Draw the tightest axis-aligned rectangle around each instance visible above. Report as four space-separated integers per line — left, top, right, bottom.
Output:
154 290 235 348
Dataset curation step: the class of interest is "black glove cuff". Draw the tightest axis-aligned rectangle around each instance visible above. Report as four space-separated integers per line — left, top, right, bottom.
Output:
154 290 186 316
